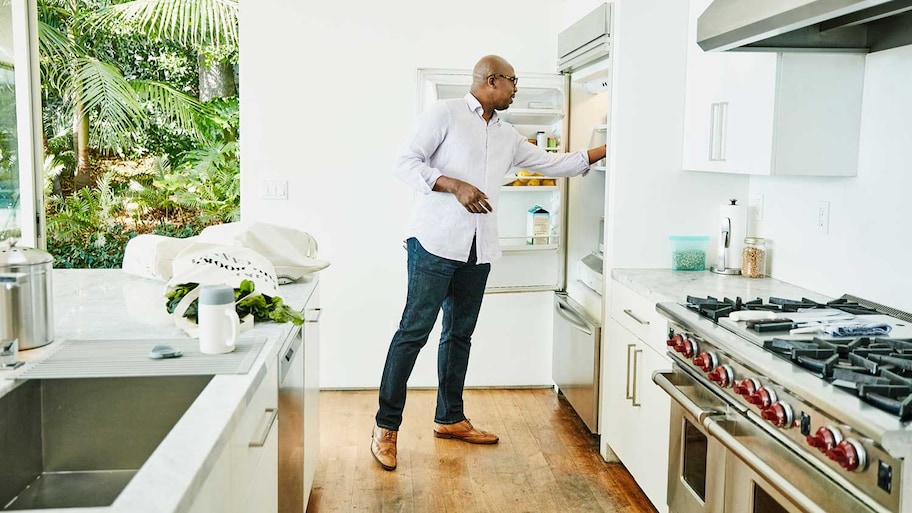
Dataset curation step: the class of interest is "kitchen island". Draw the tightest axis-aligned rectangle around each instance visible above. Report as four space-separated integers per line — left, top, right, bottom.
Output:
0 269 318 513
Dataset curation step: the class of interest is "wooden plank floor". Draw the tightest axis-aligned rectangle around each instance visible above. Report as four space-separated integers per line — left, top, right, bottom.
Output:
307 389 659 513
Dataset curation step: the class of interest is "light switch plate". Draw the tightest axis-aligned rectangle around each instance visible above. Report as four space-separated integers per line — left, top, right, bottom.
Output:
259 180 288 200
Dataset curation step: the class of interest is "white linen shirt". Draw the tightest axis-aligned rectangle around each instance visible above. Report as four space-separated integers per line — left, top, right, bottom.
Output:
394 93 590 264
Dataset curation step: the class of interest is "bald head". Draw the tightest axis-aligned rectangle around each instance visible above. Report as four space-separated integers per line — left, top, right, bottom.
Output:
470 55 517 115
471 55 513 86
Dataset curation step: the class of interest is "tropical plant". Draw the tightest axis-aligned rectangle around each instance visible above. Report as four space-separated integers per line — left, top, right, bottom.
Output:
37 0 211 181
91 0 239 101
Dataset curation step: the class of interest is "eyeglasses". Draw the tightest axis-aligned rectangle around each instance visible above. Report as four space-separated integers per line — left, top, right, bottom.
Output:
489 73 518 86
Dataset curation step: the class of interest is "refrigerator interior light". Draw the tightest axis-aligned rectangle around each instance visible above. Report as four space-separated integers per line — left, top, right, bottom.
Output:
583 77 610 94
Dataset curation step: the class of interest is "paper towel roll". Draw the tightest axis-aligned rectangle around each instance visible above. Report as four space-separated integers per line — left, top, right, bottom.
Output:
720 201 748 271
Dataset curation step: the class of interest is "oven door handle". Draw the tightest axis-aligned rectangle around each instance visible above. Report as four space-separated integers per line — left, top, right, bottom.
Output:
704 417 829 513
652 371 721 422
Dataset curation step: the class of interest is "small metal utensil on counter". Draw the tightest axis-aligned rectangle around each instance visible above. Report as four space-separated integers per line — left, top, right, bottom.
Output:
0 338 23 369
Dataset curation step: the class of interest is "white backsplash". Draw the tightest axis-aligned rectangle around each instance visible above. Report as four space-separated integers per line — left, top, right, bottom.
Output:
749 44 912 312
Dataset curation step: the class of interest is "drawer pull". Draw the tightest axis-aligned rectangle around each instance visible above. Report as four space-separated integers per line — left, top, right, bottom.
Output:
631 349 643 407
625 344 636 400
623 309 650 326
249 408 278 447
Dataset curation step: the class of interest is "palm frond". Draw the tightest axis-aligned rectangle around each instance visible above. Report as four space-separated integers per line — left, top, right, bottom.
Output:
37 20 73 63
94 0 238 48
71 57 146 150
130 79 207 138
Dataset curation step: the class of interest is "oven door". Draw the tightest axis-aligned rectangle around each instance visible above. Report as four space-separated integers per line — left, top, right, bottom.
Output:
705 416 881 513
654 369 727 513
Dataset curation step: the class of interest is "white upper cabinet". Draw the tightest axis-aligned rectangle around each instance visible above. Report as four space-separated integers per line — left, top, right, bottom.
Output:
682 0 866 176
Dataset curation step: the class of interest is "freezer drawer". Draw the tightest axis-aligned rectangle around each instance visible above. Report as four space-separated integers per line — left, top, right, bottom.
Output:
552 292 601 433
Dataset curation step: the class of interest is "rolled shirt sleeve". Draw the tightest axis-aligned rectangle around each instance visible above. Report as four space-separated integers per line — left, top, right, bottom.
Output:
510 131 590 177
393 103 448 194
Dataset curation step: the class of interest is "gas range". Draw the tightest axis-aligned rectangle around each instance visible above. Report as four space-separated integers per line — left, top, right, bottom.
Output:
657 295 912 513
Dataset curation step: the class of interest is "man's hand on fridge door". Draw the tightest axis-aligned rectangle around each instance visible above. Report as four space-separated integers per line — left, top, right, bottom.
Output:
434 176 493 214
587 144 607 165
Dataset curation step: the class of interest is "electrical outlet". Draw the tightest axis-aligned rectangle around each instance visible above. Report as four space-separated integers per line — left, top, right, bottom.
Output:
749 193 764 222
816 201 830 234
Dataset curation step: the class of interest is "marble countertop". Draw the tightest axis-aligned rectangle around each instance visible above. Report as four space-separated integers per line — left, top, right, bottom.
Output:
610 268 832 306
0 269 318 513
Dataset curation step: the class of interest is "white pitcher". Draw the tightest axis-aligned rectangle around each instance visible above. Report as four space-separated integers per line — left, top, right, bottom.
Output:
198 284 239 354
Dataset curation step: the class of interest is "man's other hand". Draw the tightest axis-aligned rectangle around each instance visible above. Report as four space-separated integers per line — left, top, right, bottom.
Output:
434 176 493 214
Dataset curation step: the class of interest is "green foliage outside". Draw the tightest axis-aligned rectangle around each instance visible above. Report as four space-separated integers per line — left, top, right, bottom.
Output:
37 0 240 268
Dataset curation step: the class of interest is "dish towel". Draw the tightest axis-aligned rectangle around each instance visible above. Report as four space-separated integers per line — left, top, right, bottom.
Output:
821 323 893 337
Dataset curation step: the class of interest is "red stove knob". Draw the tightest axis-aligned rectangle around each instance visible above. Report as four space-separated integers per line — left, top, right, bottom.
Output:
667 333 683 347
708 365 734 387
806 426 843 453
760 402 793 428
747 386 777 409
733 378 760 397
680 339 698 359
691 351 717 372
826 439 867 472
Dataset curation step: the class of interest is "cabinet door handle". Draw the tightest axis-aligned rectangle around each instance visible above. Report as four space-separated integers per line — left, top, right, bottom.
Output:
249 408 278 448
625 343 636 400
719 101 728 162
305 307 322 323
709 102 719 161
709 102 728 162
631 349 643 407
623 309 650 326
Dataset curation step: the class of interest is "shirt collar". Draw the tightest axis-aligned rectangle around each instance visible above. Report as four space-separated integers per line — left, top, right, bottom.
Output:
465 93 499 124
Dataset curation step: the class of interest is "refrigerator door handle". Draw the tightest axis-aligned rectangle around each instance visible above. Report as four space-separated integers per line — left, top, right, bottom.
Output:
555 300 593 336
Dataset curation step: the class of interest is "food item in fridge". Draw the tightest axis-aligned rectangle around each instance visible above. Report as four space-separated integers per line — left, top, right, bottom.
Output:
527 205 550 244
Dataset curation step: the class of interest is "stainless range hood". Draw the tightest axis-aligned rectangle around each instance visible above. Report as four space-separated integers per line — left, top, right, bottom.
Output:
698 0 912 52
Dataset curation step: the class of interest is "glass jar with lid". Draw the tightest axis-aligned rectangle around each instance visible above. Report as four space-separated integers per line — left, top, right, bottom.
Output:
741 237 767 278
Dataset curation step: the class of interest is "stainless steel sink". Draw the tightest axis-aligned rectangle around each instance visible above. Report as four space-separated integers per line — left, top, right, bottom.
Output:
0 375 213 510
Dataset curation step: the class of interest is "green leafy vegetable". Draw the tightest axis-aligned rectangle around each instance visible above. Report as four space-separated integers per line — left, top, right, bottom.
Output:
164 279 303 326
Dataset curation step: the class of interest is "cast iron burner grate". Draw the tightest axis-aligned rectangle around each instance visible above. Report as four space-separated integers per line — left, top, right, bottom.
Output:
684 295 885 322
762 337 912 420
685 296 762 321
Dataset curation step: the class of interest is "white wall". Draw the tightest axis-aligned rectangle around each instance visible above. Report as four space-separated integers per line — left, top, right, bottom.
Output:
748 44 912 312
239 1 565 388
600 0 747 271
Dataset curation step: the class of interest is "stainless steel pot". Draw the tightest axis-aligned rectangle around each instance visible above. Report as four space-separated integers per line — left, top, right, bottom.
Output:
0 239 54 350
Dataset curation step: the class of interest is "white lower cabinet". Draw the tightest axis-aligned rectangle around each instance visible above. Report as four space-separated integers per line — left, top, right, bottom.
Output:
188 354 279 513
241 419 279 512
602 280 672 513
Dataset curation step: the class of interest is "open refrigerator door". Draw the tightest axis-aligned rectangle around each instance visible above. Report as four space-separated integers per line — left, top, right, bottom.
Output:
563 59 611 320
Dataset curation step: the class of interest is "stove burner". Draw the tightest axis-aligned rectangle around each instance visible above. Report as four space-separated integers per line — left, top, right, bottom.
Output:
761 337 912 420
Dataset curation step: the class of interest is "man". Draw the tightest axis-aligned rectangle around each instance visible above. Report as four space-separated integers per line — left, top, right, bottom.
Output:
372 55 607 471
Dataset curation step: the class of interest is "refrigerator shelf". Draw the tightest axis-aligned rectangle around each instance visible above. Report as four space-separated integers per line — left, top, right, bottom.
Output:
501 108 564 125
590 165 607 172
501 243 559 252
501 185 560 192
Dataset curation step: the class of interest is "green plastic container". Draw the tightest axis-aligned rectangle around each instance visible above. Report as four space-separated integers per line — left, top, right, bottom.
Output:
669 236 709 271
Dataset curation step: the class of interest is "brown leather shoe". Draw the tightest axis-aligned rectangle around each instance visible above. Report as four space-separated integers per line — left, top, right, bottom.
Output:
371 425 397 470
433 419 499 444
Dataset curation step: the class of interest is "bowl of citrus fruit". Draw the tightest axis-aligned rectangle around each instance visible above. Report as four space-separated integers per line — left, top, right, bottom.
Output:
507 170 557 187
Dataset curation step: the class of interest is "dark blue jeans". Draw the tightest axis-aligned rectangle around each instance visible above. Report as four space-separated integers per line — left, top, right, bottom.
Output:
375 237 491 431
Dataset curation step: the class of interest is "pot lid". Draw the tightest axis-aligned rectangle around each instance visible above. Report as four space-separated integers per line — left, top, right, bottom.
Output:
0 238 54 266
